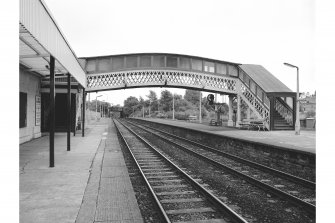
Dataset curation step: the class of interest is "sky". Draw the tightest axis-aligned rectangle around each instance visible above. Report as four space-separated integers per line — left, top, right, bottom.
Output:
42 0 315 105
1 1 335 221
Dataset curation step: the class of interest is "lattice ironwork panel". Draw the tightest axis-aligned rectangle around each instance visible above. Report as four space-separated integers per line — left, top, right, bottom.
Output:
86 69 238 93
239 82 270 128
87 72 126 89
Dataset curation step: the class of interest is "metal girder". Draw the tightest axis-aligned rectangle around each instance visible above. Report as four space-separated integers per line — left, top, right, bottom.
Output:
86 68 270 130
86 69 237 93
20 54 50 58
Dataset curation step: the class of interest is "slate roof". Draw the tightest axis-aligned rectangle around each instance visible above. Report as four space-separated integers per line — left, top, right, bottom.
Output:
239 64 293 93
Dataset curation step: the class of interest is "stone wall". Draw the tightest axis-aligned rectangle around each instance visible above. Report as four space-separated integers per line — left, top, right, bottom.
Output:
133 119 316 181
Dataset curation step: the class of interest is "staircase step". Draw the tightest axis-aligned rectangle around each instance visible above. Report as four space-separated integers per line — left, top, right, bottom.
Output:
274 121 290 125
274 120 288 123
274 126 294 130
274 123 292 127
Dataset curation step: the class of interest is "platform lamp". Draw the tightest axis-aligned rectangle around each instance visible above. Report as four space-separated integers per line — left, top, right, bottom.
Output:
283 62 300 135
96 94 102 120
102 100 105 118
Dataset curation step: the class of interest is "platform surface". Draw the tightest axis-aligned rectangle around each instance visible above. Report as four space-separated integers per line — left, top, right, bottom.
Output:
20 118 143 223
134 118 316 154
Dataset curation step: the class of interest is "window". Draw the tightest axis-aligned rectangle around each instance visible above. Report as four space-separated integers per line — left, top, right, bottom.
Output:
140 56 151 67
228 65 238 76
112 57 124 70
126 56 138 68
239 71 244 80
204 61 215 73
257 86 263 100
153 55 165 67
191 59 202 71
243 74 250 86
166 56 178 68
179 57 190 69
98 58 110 72
20 92 27 128
86 60 96 73
216 63 227 75
250 81 256 93
264 96 270 108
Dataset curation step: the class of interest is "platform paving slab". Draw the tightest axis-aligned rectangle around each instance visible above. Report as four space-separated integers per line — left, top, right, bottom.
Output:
20 118 143 223
136 118 316 154
20 122 107 223
76 120 143 223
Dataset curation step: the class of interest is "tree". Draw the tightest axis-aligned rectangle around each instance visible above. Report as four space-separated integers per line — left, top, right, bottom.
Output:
175 98 193 112
87 100 111 113
139 96 145 108
184 89 200 105
123 96 139 116
160 90 173 112
202 96 213 111
146 90 158 112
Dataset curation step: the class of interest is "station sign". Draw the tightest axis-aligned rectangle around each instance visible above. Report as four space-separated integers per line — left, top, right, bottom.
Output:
35 95 41 126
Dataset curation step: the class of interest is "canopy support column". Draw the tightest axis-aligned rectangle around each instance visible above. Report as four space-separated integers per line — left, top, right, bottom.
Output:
67 73 71 151
247 107 251 120
228 95 234 126
49 55 55 167
269 96 275 130
82 89 86 137
236 94 241 127
199 92 202 123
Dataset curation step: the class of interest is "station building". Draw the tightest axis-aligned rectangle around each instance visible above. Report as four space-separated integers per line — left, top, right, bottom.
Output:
19 0 298 145
19 0 86 144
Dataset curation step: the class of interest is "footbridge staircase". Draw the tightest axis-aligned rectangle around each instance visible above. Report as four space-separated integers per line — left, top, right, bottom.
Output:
78 53 296 131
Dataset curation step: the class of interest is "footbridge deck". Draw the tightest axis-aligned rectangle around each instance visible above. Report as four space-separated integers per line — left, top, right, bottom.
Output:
79 53 296 131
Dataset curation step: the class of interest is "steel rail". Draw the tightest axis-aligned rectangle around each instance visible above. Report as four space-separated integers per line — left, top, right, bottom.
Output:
113 119 171 223
125 120 316 215
116 119 249 223
128 119 315 189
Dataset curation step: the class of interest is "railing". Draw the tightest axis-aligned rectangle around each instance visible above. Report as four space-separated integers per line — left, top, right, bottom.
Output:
239 81 270 130
86 69 237 94
274 97 294 126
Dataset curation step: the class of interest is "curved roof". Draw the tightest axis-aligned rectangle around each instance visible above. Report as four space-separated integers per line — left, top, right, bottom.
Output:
79 52 241 66
239 64 293 93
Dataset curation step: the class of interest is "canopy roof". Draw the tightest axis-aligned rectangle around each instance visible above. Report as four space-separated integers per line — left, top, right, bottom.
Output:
239 64 293 94
19 0 86 86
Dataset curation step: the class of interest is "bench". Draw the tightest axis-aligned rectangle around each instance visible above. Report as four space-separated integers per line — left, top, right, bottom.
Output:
239 120 251 130
239 119 266 131
209 119 222 126
188 115 197 122
249 120 266 131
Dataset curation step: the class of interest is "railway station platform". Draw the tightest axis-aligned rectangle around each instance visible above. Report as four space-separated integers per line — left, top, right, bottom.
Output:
20 118 143 223
133 118 316 154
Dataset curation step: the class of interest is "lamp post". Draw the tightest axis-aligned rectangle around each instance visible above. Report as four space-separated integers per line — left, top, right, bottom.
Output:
102 100 105 118
172 93 175 120
199 91 202 123
284 62 300 135
96 94 102 120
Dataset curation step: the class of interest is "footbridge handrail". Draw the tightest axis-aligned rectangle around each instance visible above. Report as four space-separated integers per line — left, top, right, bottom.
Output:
275 97 294 126
86 69 238 93
239 81 270 130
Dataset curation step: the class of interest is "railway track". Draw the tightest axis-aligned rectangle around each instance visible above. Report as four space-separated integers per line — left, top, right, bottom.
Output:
114 119 248 223
124 119 316 215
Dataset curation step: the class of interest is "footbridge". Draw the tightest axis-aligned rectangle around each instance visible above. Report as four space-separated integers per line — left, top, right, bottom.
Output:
79 53 296 131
